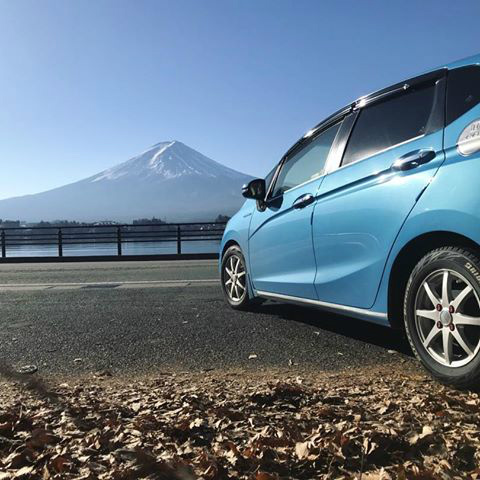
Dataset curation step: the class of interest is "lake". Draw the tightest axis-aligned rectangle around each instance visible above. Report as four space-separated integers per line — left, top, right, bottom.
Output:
3 240 221 258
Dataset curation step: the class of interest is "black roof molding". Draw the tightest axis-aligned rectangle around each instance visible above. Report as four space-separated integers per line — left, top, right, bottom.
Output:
353 68 447 111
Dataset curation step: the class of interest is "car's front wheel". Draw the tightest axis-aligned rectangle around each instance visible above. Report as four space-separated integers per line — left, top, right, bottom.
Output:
404 247 480 389
221 245 252 310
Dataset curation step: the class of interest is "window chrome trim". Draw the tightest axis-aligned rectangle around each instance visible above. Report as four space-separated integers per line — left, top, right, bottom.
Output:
324 112 358 174
298 106 353 145
354 83 409 111
264 162 283 199
353 68 446 112
256 290 388 320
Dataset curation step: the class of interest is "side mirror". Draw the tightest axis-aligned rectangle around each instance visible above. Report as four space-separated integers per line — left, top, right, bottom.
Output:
242 178 266 200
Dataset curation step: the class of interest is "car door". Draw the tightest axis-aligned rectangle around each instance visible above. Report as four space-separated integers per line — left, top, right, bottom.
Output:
312 70 447 309
248 120 342 299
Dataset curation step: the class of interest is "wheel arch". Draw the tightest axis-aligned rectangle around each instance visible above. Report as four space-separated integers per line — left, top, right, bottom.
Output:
388 231 480 330
220 238 258 301
221 239 240 260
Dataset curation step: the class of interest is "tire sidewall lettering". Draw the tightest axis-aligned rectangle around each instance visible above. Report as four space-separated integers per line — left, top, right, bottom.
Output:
464 262 480 286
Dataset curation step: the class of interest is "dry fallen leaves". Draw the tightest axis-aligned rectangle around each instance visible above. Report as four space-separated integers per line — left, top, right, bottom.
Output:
0 365 479 479
294 441 309 460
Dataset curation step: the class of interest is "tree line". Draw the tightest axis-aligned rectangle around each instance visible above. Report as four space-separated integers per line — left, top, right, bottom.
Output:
0 214 230 229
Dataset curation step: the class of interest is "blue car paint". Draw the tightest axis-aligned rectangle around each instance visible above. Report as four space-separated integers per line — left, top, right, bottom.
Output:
247 177 325 299
220 53 480 326
372 102 480 315
219 200 256 296
312 129 445 310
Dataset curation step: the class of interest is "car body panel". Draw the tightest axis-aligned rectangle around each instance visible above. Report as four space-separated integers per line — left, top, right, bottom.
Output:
248 177 325 299
372 92 480 315
219 200 255 268
372 155 480 314
312 129 445 309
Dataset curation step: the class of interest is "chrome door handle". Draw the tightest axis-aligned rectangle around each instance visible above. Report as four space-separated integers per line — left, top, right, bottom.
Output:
392 149 436 171
292 193 315 209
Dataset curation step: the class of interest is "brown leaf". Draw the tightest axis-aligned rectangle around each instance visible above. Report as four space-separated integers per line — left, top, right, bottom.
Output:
13 467 34 478
256 473 278 480
50 455 69 474
409 425 433 445
295 441 309 460
27 428 58 449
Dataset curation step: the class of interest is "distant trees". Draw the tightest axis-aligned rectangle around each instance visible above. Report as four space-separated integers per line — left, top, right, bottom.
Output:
215 214 230 223
0 216 227 228
0 219 20 228
132 217 166 225
36 220 88 227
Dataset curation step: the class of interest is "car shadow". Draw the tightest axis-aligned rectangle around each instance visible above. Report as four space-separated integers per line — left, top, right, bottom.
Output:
255 301 414 357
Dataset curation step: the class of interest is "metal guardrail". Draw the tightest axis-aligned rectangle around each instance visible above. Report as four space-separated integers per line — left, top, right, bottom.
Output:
0 222 227 259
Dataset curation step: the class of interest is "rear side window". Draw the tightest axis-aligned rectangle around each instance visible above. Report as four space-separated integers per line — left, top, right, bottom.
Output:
447 65 480 125
271 122 340 197
342 82 438 166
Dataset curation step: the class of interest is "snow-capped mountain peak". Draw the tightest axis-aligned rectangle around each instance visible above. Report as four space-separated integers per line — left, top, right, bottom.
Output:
0 140 253 222
90 140 244 183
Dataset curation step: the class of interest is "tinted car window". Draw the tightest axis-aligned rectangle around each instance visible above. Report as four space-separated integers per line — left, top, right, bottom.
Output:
272 122 340 197
342 82 437 166
447 65 480 125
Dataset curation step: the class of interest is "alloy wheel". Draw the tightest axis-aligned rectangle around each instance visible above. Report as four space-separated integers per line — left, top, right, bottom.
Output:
224 254 246 302
414 268 480 368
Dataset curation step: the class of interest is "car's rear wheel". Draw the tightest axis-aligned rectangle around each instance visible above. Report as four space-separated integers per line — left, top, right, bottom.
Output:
221 245 252 310
404 247 480 389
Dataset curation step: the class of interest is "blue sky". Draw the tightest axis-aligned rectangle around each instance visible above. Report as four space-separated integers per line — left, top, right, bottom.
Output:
0 0 479 200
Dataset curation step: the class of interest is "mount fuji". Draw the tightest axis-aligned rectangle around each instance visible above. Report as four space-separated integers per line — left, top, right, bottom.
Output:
0 141 254 222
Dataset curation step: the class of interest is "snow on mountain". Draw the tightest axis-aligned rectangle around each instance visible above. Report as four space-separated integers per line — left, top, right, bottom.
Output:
89 141 248 183
0 141 253 222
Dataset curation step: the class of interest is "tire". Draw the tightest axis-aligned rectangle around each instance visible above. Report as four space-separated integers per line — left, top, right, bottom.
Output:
404 247 480 389
221 245 254 310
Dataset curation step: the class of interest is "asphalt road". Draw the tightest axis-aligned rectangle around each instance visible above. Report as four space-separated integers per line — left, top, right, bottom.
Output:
0 260 415 375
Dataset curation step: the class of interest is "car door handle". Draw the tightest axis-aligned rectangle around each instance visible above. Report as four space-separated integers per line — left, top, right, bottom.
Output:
292 193 315 209
392 149 436 171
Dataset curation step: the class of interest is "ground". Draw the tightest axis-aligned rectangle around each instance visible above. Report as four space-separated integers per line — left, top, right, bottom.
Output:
0 261 409 374
0 261 479 479
1 366 480 479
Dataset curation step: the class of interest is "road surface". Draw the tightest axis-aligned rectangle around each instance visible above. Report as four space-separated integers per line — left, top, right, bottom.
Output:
0 260 414 375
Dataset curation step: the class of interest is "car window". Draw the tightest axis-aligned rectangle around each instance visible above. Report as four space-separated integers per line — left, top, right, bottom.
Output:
342 82 438 166
271 122 340 197
447 65 480 125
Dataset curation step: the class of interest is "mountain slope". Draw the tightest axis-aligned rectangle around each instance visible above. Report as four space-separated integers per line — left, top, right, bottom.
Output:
0 141 253 222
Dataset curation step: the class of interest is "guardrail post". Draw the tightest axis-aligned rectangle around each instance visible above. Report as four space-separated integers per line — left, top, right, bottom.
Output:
58 228 63 257
177 225 182 255
1 230 5 258
117 227 122 256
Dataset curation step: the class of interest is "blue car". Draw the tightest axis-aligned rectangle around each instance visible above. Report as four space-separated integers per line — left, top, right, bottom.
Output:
220 53 480 388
